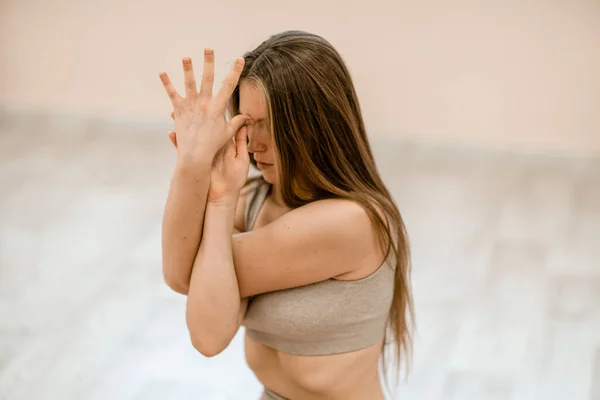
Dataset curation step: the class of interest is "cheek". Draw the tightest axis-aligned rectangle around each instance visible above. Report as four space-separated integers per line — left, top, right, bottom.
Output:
262 167 278 185
266 138 274 153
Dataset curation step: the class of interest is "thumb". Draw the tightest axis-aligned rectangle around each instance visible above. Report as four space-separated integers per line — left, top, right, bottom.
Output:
235 126 249 161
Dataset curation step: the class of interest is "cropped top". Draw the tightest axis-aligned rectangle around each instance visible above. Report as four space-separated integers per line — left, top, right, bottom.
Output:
241 178 396 356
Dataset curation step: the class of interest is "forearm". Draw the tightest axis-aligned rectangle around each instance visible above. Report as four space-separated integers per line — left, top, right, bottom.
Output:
185 201 241 355
161 156 213 294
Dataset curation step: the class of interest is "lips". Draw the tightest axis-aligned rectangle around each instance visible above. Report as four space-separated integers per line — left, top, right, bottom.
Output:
256 161 272 169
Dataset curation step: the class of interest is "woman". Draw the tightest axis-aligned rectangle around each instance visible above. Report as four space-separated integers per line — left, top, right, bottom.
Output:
159 31 414 400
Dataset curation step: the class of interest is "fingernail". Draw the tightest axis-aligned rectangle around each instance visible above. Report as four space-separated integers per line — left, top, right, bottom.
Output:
236 58 244 67
182 57 191 64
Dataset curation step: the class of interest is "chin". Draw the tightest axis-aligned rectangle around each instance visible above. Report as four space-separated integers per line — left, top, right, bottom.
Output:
261 169 278 185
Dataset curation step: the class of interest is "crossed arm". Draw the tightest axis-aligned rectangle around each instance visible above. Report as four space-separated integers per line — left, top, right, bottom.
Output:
161 158 213 295
162 158 383 357
182 195 380 357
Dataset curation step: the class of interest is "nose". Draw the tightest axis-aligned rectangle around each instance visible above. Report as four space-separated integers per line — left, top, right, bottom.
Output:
246 126 267 153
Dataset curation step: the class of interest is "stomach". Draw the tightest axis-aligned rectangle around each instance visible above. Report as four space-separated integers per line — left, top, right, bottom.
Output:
244 334 385 400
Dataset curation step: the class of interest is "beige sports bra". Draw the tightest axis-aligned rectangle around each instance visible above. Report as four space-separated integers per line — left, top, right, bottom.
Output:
241 178 396 356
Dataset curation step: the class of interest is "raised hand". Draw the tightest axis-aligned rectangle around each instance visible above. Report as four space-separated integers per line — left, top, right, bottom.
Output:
159 49 251 162
160 50 253 205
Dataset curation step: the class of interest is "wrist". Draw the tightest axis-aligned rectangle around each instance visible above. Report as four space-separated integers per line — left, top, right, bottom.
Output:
176 145 217 168
175 151 214 172
204 200 237 232
207 194 239 210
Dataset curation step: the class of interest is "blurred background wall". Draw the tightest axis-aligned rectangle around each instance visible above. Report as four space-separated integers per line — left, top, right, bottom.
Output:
1 0 599 156
1 1 600 399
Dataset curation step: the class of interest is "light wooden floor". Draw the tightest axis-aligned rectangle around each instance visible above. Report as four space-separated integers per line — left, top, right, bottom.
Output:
0 113 599 400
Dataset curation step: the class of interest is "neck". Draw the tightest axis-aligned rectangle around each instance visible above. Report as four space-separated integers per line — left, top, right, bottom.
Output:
269 182 285 207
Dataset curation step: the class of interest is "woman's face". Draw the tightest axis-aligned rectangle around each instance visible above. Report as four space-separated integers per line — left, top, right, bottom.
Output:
238 80 278 185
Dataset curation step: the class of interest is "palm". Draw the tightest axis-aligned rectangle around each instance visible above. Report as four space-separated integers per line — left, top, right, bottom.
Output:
166 123 250 204
208 127 250 203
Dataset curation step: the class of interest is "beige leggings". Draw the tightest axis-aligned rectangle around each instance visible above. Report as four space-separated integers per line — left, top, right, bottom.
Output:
260 387 288 400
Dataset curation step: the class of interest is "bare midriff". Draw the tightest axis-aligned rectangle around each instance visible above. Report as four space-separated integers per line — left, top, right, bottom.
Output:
245 335 385 400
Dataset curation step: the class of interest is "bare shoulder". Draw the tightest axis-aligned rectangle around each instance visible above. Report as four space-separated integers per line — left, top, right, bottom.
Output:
295 197 386 236
232 196 388 296
293 198 390 279
315 198 386 254
261 196 385 267
294 198 373 234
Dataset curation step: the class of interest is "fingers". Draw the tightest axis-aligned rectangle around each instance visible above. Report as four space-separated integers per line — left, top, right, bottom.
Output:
167 131 177 148
182 57 197 99
235 126 249 161
228 114 253 137
159 72 183 108
213 57 245 113
199 49 215 100
170 110 174 120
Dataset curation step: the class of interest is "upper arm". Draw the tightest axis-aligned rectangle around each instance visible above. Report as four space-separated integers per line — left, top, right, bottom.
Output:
232 199 383 298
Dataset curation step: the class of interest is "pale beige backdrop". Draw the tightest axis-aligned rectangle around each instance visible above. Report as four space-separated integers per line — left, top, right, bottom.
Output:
0 0 599 155
1 2 600 399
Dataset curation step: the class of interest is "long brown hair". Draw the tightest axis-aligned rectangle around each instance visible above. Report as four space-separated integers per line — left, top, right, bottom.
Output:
228 30 414 384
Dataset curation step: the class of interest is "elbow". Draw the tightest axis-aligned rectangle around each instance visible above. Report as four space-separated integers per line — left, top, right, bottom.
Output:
165 278 189 295
162 269 190 295
189 332 227 358
186 308 235 358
